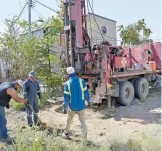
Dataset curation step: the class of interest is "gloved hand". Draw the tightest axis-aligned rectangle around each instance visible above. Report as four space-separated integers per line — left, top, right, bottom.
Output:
25 99 31 105
63 108 67 114
87 102 91 109
6 104 10 109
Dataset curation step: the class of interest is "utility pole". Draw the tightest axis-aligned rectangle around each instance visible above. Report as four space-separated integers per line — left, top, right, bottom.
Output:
28 0 32 36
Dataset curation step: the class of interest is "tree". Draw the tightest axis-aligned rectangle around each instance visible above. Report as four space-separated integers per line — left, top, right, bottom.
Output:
118 19 152 45
0 14 64 97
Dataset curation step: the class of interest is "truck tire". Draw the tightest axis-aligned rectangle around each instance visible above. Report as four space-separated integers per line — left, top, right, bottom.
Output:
134 78 149 99
129 78 136 86
118 81 134 106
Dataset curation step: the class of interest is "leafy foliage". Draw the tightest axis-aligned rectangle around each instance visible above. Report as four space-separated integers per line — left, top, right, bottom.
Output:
0 13 64 96
10 92 48 110
118 19 152 45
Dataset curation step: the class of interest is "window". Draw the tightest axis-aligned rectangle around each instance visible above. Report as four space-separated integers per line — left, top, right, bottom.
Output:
6 70 11 78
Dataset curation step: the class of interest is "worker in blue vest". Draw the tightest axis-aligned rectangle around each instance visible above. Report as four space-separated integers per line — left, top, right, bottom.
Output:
23 71 42 127
62 67 91 140
0 80 28 144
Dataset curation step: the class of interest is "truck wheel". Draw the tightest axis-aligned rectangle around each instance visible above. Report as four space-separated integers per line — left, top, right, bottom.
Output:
118 81 134 106
129 78 136 86
134 78 149 99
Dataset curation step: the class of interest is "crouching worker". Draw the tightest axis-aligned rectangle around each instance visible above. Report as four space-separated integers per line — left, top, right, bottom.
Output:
23 71 42 127
62 67 91 140
0 80 28 145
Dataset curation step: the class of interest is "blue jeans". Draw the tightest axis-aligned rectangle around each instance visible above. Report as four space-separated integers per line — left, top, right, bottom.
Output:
0 106 8 138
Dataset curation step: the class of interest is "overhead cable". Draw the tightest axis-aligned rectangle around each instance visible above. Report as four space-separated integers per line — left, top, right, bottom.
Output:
32 8 46 21
87 27 118 41
15 2 28 23
36 1 58 13
86 0 93 43
87 0 105 40
18 0 22 8
91 0 94 13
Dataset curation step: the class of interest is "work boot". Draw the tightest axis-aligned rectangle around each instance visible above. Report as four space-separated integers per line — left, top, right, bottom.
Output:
61 131 71 139
28 123 33 127
0 137 14 145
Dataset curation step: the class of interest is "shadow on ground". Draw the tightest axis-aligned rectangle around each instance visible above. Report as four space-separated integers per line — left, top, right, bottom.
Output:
90 88 161 125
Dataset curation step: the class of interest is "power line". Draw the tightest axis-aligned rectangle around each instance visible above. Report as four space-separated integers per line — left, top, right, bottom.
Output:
36 0 58 13
90 37 121 41
32 8 46 21
87 27 118 41
91 0 94 13
86 0 119 42
87 0 105 41
15 2 28 23
86 0 93 43
18 0 22 8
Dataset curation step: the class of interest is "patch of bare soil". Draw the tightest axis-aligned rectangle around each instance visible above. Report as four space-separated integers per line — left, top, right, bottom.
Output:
6 88 161 144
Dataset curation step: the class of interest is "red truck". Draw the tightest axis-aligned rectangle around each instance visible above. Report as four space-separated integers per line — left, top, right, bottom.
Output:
62 0 161 107
84 42 161 107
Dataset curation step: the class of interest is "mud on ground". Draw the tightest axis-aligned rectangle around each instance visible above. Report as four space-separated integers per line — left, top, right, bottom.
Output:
6 88 161 144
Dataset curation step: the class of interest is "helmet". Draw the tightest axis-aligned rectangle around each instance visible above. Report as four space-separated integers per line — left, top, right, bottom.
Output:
16 80 24 88
29 71 36 77
66 67 75 75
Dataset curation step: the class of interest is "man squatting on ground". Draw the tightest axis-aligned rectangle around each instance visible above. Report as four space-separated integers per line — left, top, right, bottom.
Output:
0 80 29 144
62 67 91 140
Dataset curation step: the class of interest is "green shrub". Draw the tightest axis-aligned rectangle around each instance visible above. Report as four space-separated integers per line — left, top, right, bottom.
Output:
10 92 49 111
10 99 25 111
38 92 49 109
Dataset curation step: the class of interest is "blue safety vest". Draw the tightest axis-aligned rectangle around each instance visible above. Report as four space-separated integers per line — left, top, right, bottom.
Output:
63 76 90 111
64 78 87 102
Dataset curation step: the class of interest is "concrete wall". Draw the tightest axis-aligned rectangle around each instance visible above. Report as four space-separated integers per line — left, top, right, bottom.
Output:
86 13 117 46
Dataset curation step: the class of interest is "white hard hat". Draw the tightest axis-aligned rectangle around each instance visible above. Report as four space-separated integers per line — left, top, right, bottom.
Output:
67 67 75 75
16 80 24 88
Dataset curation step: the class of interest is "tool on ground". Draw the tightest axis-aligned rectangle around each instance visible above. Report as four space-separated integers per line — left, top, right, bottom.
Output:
27 103 47 130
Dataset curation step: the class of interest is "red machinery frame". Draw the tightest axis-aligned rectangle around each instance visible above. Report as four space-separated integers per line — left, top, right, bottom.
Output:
62 0 161 107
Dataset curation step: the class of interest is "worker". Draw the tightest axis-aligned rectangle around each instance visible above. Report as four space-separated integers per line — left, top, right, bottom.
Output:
23 71 42 127
62 67 91 140
0 80 29 145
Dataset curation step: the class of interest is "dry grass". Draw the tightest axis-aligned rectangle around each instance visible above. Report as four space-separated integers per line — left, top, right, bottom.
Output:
109 130 161 151
0 126 160 151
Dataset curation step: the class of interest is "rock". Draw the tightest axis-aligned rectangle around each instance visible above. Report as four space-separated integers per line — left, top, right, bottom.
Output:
99 132 105 136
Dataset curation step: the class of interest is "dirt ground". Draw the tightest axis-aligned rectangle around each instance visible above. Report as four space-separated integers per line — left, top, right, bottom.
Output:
6 88 161 144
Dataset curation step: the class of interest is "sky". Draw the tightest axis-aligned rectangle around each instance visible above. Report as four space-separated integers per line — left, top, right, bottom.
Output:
0 0 161 41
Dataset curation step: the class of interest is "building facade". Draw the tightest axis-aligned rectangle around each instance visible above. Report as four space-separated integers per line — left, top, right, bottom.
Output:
86 13 117 46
